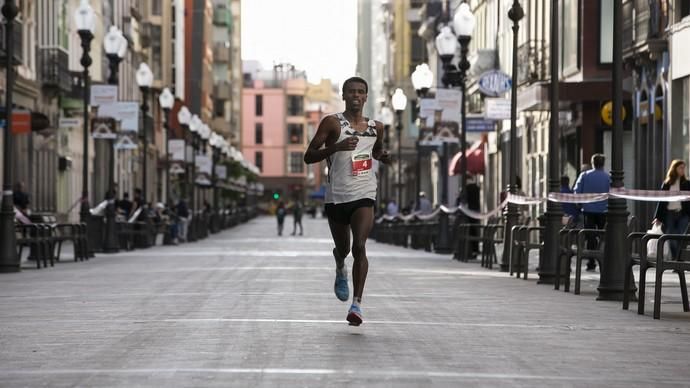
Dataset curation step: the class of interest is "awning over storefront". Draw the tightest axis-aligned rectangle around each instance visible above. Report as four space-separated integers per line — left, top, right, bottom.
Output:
309 185 326 200
449 142 485 176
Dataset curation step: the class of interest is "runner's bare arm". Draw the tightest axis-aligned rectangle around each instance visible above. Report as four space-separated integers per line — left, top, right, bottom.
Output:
372 121 391 164
304 116 358 164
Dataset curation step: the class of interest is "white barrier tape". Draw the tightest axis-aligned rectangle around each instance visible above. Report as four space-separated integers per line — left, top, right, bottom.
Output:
14 207 31 225
547 192 609 204
456 199 509 221
3 190 12 195
507 193 544 205
609 188 690 202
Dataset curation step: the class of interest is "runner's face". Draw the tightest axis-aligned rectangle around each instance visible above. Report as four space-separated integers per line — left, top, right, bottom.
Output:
343 82 367 111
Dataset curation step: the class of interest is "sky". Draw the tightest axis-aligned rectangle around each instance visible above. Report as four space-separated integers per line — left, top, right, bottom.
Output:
241 0 358 85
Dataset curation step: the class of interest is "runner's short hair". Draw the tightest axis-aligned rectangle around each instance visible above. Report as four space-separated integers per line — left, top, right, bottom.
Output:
342 77 368 94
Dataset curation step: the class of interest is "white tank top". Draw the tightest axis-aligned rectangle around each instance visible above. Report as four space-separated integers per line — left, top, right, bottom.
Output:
325 113 378 204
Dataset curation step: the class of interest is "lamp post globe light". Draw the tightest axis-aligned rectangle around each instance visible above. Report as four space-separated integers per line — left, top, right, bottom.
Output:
379 106 394 202
159 87 174 204
74 0 96 256
391 88 408 208
104 25 127 85
0 0 20 272
411 63 434 210
500 0 525 272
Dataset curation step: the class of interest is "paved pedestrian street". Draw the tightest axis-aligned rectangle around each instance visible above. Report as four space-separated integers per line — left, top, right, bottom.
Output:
1 216 689 387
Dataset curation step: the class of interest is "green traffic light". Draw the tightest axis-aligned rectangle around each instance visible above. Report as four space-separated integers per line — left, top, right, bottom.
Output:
273 193 280 200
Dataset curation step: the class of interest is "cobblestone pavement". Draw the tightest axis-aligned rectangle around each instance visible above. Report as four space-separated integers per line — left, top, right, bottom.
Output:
1 216 689 387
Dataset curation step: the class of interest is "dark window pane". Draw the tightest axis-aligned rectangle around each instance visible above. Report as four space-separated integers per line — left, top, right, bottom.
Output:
255 95 263 116
288 124 303 144
255 123 263 144
255 151 263 172
287 95 303 116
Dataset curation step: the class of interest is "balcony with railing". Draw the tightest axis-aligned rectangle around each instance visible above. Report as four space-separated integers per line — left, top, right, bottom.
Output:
0 19 23 66
213 7 231 26
214 81 231 100
517 40 548 86
39 47 71 93
213 43 230 63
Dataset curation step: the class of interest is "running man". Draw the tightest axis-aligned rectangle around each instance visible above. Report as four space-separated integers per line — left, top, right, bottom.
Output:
303 76 391 326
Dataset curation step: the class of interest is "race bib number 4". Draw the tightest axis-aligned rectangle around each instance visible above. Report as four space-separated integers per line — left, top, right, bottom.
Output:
352 153 373 176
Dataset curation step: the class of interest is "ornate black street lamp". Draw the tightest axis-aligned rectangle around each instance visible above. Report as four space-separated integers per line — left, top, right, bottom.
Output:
209 132 223 233
74 0 96 256
135 63 153 209
188 114 202 241
379 106 394 203
500 0 524 272
0 0 20 272
541 0 562 283
410 63 433 210
391 88 408 208
102 24 128 253
177 106 193 241
601 0 631 301
199 123 211 238
158 88 174 203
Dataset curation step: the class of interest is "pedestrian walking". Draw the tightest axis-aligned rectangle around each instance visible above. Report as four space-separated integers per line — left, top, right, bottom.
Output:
573 154 610 271
176 199 190 242
386 199 399 216
291 200 304 236
276 201 286 236
653 159 690 259
303 76 392 326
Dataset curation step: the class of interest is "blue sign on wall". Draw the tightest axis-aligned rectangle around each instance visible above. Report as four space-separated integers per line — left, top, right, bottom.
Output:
477 70 512 97
465 117 495 132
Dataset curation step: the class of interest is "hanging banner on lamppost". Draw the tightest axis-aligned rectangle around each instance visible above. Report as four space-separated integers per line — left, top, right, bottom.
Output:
168 139 186 161
90 85 118 106
215 165 227 180
484 98 512 120
114 134 138 150
98 101 140 132
195 155 212 175
91 117 117 139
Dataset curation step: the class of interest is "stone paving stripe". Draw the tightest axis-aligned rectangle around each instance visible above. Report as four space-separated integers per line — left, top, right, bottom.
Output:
0 368 687 385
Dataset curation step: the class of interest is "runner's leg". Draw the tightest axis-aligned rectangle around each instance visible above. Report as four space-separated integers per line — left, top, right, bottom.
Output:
327 217 350 267
350 205 374 303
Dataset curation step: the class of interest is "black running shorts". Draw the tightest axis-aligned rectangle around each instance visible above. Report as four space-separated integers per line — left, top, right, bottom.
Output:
325 198 376 225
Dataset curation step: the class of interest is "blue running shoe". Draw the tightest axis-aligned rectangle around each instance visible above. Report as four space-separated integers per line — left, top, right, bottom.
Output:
334 266 349 302
347 304 363 326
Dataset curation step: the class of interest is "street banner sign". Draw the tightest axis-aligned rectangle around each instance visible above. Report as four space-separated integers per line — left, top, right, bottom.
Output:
59 117 81 128
169 163 185 175
98 102 139 132
478 70 512 97
465 115 495 132
485 98 511 120
168 139 185 161
91 117 117 139
114 134 138 150
90 85 118 106
215 165 227 180
9 110 31 135
419 98 439 118
195 155 212 174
